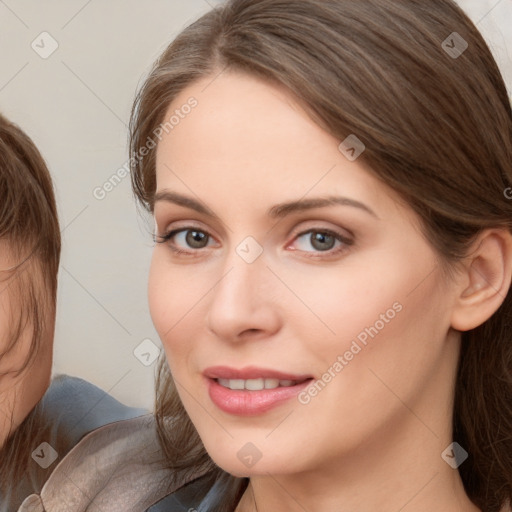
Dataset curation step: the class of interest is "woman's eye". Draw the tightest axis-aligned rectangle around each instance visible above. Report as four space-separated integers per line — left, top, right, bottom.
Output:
292 229 352 255
157 228 214 253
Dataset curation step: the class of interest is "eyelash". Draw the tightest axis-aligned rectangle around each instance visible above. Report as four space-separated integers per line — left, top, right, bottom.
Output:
155 225 354 259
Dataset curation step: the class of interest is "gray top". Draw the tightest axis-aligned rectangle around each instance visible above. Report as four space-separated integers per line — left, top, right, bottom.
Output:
1 375 246 511
16 414 210 511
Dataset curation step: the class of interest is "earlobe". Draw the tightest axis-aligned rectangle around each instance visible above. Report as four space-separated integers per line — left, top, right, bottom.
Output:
451 229 512 332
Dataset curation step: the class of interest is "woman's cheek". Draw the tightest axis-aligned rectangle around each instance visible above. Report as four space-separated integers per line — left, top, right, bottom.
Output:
148 258 197 368
148 253 185 336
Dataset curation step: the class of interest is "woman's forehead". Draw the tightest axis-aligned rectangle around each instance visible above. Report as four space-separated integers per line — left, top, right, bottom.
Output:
156 73 376 194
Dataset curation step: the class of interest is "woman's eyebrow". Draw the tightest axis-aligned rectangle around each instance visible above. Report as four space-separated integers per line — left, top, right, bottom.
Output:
154 190 378 219
268 196 378 219
154 190 219 218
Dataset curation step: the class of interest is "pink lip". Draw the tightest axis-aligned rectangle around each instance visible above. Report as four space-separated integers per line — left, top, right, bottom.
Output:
203 366 314 416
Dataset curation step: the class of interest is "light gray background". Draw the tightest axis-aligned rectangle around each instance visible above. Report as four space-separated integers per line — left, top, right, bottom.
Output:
0 0 510 410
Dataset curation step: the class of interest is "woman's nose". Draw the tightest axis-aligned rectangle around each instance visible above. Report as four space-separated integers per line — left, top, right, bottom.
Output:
205 243 281 343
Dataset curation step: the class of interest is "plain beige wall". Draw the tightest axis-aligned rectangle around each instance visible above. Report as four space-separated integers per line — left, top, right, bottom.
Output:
0 0 510 410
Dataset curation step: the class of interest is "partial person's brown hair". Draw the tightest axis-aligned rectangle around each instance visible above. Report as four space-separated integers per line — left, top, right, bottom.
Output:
0 112 61 488
129 1 512 510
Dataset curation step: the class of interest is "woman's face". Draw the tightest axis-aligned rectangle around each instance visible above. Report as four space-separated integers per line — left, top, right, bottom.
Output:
0 247 53 447
150 71 461 477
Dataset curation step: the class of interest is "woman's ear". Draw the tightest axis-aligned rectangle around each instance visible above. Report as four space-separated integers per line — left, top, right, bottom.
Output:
450 228 512 332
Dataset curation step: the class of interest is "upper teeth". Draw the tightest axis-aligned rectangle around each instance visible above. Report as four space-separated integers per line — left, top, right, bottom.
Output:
217 378 296 391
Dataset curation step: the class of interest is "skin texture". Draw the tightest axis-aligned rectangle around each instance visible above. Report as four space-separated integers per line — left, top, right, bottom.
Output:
0 247 53 448
149 71 511 512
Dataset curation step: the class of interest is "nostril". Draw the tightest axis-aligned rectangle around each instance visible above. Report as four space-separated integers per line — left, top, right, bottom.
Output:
242 328 264 337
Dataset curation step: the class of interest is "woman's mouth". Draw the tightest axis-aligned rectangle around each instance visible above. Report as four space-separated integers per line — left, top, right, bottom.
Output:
204 367 314 415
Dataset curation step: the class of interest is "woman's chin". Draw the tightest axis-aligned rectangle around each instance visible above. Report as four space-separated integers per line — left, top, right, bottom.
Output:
203 443 299 478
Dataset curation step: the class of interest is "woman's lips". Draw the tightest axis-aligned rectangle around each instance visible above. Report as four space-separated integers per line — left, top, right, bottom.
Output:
204 366 314 415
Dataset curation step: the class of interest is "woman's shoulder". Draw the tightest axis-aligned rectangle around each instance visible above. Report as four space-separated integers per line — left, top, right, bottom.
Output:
18 414 211 512
1 374 149 511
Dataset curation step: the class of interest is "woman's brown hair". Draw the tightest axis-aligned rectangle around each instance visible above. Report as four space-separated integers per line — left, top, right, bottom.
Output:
129 1 512 510
0 113 61 488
